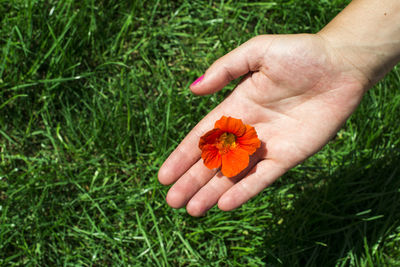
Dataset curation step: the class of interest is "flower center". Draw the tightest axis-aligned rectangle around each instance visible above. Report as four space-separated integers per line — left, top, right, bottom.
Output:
216 132 237 154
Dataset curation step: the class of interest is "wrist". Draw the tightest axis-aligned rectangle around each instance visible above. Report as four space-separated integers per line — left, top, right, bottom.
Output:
317 0 400 88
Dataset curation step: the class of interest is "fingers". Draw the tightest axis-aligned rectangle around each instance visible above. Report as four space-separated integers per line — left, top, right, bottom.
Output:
158 132 201 185
190 35 271 95
185 148 265 216
165 159 217 208
159 36 271 186
218 160 286 211
186 172 241 217
167 157 286 216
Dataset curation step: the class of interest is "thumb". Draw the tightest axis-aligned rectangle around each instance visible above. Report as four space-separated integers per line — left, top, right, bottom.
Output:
190 35 271 95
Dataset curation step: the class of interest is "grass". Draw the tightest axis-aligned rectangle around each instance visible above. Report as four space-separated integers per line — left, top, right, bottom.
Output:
1 0 400 265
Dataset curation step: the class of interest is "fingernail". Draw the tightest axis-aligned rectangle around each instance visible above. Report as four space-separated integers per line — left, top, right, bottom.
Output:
191 75 204 87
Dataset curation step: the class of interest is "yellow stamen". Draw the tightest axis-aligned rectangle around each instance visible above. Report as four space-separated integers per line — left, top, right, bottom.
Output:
216 132 237 154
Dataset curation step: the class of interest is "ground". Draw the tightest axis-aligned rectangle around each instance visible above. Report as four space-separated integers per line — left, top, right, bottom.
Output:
1 0 400 266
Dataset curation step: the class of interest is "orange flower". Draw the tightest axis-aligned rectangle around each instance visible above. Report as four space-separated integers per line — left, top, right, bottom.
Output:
199 116 261 177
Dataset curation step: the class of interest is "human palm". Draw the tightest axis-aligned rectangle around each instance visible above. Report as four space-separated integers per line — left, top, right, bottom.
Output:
158 34 367 216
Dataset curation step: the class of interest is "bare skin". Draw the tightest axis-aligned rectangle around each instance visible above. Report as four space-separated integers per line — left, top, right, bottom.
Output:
158 0 400 216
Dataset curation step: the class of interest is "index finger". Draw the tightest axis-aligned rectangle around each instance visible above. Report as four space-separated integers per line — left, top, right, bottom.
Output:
158 107 225 185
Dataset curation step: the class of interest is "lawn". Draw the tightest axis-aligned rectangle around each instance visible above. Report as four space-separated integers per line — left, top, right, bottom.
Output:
1 0 400 266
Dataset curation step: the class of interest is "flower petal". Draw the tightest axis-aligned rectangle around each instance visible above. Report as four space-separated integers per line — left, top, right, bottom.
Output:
237 125 261 155
199 128 223 150
221 148 249 177
214 116 246 137
201 144 222 169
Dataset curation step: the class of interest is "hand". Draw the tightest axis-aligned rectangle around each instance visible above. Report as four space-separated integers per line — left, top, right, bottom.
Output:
158 34 368 216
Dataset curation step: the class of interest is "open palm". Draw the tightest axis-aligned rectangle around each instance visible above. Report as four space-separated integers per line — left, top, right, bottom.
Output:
158 34 368 216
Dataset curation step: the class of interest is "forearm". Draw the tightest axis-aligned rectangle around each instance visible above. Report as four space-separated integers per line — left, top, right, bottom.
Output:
318 0 400 86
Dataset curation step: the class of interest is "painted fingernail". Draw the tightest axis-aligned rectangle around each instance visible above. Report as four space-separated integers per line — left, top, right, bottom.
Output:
191 75 204 87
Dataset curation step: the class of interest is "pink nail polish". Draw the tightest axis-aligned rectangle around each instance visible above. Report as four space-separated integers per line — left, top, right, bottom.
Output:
191 75 204 86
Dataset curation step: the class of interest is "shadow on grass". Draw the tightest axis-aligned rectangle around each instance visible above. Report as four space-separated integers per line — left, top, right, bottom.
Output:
263 148 400 266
